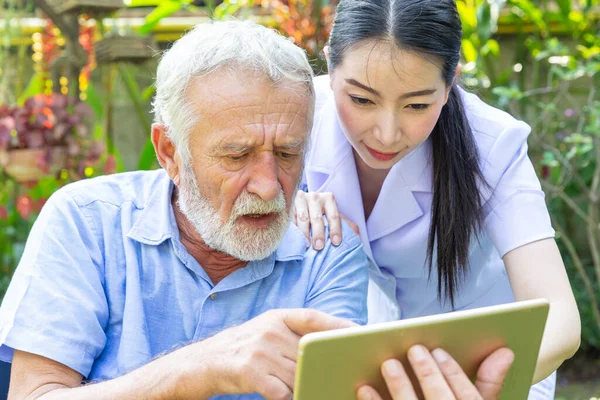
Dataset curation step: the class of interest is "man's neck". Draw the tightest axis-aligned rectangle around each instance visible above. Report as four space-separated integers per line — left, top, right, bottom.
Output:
172 192 249 285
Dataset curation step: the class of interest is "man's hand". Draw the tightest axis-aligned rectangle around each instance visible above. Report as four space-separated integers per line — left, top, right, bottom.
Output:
10 309 354 400
356 345 514 400
179 308 356 400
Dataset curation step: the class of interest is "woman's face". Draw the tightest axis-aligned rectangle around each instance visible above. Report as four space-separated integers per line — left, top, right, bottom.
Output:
330 41 452 170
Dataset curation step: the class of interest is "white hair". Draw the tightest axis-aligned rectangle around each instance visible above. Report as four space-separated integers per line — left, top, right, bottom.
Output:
152 20 315 161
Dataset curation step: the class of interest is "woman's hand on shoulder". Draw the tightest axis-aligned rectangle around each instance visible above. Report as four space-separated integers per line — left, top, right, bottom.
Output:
293 191 359 250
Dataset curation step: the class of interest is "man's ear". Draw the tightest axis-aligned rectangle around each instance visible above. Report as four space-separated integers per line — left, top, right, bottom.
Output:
444 64 463 104
152 123 181 186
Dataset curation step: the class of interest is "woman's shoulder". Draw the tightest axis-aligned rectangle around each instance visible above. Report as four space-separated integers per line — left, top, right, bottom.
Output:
459 88 532 168
459 87 530 140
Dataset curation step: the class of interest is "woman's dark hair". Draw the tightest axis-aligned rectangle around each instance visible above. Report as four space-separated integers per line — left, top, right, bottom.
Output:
329 0 487 308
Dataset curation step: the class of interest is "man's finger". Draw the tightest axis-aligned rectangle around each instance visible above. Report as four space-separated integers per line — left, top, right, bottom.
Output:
356 385 384 400
282 309 356 336
475 348 514 400
407 345 455 399
432 348 482 400
381 359 419 400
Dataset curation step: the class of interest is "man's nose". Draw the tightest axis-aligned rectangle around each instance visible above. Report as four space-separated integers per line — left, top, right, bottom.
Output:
246 153 280 201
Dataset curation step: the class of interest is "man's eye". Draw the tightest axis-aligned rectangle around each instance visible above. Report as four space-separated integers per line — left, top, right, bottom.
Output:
279 152 298 159
228 154 248 161
408 104 429 110
349 95 373 105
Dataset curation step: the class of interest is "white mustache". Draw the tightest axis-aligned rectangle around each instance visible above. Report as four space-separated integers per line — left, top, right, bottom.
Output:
231 191 286 219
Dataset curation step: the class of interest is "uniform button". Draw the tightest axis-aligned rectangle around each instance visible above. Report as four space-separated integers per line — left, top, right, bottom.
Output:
210 293 217 300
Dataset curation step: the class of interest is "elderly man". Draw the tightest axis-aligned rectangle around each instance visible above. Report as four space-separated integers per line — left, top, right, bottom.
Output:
0 21 512 400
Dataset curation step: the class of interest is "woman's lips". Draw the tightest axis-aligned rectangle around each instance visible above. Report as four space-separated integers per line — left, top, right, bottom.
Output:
365 145 400 162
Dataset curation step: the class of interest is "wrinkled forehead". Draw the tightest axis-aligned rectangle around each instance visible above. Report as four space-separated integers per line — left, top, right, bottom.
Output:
185 68 314 146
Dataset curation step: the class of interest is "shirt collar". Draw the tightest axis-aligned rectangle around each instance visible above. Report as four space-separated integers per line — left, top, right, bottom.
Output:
127 169 178 245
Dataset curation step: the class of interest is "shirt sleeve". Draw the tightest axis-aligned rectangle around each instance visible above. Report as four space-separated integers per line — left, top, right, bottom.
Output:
303 221 369 325
0 189 108 377
482 121 555 258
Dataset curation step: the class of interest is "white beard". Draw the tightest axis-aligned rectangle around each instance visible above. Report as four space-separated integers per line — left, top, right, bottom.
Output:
177 166 292 261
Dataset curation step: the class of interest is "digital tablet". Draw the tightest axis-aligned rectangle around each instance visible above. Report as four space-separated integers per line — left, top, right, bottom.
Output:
294 299 549 400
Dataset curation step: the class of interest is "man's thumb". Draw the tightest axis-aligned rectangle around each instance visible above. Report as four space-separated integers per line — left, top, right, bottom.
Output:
282 309 357 336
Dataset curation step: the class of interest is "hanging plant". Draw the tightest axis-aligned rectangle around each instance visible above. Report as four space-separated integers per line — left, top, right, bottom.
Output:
0 93 104 183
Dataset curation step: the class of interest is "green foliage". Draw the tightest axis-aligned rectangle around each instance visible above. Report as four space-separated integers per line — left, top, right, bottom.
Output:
459 0 600 351
138 0 191 34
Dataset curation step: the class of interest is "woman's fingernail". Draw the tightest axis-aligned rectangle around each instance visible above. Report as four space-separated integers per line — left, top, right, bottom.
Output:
333 235 341 245
410 345 426 361
432 348 449 363
383 359 402 377
356 387 372 400
315 239 324 249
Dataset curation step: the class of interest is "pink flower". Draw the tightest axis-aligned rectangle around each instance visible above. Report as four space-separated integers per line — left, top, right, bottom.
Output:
0 206 8 220
16 195 33 220
104 154 117 175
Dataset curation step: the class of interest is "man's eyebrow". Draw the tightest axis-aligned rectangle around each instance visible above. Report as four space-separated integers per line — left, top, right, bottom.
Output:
277 140 306 151
215 143 254 153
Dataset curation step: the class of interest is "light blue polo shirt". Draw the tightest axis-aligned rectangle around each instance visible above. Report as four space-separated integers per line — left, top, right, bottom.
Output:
0 169 368 398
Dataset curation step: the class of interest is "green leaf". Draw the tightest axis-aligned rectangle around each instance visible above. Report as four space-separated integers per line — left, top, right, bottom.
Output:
565 146 577 160
492 86 523 100
93 123 105 142
507 0 547 34
124 0 162 6
85 82 104 120
137 138 158 170
117 64 151 134
213 0 243 20
542 151 560 168
476 2 492 42
457 1 477 33
17 71 45 105
138 1 183 35
556 0 571 19
462 39 478 63
481 39 500 57
568 11 584 23
142 85 156 102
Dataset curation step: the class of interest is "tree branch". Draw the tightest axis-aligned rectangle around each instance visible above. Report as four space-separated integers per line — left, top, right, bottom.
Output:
541 180 596 229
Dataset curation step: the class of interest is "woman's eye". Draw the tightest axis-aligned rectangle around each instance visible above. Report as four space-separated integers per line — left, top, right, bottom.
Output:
408 104 429 110
349 95 373 105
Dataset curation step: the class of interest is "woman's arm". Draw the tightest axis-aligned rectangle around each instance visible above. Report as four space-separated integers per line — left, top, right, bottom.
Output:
504 238 581 383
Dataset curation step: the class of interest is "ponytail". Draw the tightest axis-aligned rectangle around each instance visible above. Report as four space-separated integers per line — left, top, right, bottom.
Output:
427 85 488 308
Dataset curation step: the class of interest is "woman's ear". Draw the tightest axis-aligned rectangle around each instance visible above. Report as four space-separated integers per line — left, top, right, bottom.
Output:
444 64 463 104
453 64 462 84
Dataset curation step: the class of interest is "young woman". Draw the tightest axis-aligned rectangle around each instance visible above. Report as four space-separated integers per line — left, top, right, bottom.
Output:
294 0 580 398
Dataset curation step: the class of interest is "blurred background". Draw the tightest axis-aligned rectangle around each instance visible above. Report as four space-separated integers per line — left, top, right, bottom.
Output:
0 0 598 398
